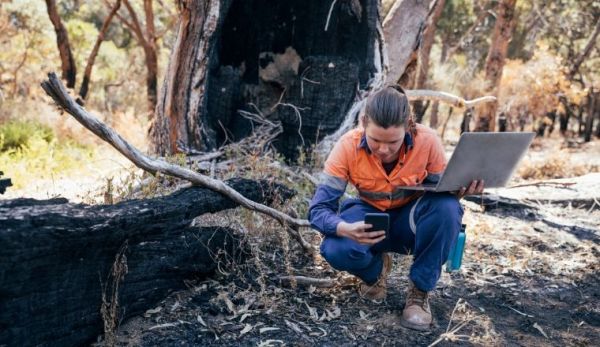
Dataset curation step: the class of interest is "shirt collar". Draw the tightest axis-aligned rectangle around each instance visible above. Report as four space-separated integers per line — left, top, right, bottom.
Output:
358 131 414 154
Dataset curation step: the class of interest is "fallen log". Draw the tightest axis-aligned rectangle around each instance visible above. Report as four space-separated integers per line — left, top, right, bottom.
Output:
0 178 292 347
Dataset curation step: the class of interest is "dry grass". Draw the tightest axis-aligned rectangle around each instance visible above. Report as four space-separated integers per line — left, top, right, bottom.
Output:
100 242 129 347
518 154 600 180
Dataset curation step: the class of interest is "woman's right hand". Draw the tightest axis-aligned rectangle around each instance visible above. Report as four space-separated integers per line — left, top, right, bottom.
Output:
336 221 386 245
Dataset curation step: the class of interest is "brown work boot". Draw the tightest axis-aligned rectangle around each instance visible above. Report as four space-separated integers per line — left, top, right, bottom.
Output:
358 253 392 300
400 282 433 331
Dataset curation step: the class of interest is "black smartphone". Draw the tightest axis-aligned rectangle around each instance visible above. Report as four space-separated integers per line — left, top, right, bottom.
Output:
364 213 390 234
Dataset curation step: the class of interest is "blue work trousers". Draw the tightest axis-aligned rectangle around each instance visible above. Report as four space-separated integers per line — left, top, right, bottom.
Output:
320 193 463 292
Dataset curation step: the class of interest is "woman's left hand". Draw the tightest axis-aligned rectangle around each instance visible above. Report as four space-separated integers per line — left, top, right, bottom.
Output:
455 180 485 199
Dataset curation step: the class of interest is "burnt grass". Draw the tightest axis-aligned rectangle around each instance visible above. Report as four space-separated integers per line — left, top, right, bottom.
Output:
110 199 599 346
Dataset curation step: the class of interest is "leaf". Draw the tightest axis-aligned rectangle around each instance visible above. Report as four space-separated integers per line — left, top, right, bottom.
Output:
259 327 280 333
257 339 285 347
285 319 303 333
359 310 368 320
533 322 549 338
144 307 162 317
197 314 207 327
326 306 341 320
149 322 177 330
304 302 319 321
240 323 253 336
240 313 252 323
218 292 237 315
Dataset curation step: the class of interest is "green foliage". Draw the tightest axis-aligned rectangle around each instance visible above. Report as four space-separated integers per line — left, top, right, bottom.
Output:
0 128 95 190
0 120 54 152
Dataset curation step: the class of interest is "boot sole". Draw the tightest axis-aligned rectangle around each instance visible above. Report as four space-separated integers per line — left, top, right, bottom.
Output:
399 317 432 331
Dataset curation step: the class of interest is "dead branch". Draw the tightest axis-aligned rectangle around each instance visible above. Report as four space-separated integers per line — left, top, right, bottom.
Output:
507 181 576 189
41 73 312 242
406 90 496 108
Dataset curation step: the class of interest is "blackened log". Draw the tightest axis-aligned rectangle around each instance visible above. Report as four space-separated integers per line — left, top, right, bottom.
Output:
0 178 293 347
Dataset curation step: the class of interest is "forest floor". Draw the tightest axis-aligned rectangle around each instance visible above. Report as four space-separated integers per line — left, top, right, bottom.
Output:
5 136 600 346
103 138 600 347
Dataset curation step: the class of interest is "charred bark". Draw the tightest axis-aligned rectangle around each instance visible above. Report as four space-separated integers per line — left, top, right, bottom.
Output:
151 0 383 160
475 0 517 132
0 178 293 347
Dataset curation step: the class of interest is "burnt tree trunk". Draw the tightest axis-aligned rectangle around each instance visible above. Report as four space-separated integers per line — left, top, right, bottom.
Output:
44 0 77 88
474 0 517 132
0 178 293 347
151 0 381 160
150 0 427 161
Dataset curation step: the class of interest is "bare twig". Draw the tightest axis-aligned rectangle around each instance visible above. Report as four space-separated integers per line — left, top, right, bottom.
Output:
324 0 338 31
41 73 312 238
507 181 576 189
504 305 534 318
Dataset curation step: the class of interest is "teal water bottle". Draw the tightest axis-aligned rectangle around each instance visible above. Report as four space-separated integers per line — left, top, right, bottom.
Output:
446 224 466 272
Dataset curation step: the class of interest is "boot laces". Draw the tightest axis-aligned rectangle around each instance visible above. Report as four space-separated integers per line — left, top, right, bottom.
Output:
407 286 429 310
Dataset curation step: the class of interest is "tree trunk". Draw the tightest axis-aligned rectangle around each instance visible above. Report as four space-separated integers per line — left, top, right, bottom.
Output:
429 100 439 128
116 0 159 115
44 0 77 88
584 90 596 142
79 0 122 100
413 0 445 123
474 0 517 132
151 0 382 159
149 0 426 160
143 0 158 115
0 178 292 347
383 0 433 87
568 19 600 80
596 101 600 138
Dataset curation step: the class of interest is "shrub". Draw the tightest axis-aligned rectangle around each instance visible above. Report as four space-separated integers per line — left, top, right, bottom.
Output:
0 120 54 152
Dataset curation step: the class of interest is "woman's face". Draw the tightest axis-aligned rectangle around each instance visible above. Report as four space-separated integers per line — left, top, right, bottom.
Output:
364 121 405 164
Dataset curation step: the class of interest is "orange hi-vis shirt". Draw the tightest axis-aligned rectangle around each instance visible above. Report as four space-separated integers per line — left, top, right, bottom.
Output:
322 124 447 211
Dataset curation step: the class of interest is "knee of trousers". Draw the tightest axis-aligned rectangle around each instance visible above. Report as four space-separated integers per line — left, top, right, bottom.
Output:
320 238 373 271
424 194 464 223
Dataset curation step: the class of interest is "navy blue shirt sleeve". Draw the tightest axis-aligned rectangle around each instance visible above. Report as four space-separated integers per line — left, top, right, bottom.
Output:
307 184 345 236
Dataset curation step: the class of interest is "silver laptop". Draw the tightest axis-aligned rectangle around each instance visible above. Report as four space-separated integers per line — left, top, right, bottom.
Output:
397 132 535 192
